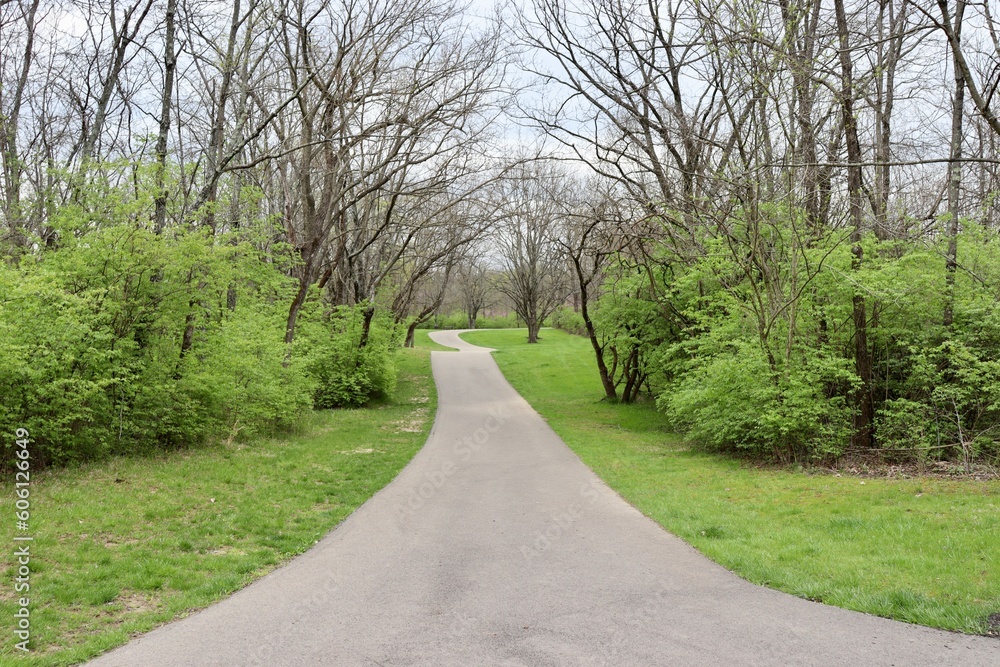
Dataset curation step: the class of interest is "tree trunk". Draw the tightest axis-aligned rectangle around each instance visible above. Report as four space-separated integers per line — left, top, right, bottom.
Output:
285 278 311 344
153 0 177 233
527 316 540 344
583 312 616 401
571 252 617 400
944 0 966 330
835 0 874 448
358 305 376 350
180 309 195 358
201 0 242 229
404 320 419 348
1 0 40 244
873 0 906 239
621 347 640 404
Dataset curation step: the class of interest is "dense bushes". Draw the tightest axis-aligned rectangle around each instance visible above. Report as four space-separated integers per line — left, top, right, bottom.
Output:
1 185 398 469
419 311 523 330
661 342 853 460
0 214 307 466
548 306 586 336
300 306 399 408
591 208 1000 464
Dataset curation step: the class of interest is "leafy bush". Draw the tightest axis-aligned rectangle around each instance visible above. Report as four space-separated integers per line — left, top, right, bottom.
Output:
180 307 315 439
0 191 313 468
588 206 1000 464
421 311 469 330
301 305 399 408
591 267 678 402
418 310 523 329
477 312 522 328
549 305 586 335
0 266 116 463
661 340 853 461
876 399 937 458
887 338 1000 463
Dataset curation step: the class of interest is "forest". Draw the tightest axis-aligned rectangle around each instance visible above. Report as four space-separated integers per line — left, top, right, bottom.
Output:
3 0 1000 468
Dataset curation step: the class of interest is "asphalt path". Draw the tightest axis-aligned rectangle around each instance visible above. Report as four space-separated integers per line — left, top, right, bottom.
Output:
88 330 998 666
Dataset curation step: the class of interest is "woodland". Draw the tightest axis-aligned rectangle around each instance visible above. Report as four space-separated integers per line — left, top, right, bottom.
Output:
3 0 1000 467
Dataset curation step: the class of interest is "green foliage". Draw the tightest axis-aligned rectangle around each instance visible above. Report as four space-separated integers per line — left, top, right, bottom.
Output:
888 338 1000 462
589 204 1000 463
420 311 470 329
418 310 523 329
179 307 315 439
301 305 399 408
549 305 586 335
0 179 312 468
477 312 523 328
662 341 853 460
0 265 116 463
591 258 681 402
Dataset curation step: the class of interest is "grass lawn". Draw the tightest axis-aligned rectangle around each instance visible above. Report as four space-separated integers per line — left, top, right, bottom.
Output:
0 339 437 666
460 327 1000 636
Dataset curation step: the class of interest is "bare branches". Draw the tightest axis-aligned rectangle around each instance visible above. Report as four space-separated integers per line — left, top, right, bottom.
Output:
492 162 573 343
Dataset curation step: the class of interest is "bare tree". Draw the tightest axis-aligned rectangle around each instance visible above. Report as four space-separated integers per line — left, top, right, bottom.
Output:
274 0 508 344
76 0 156 164
152 0 177 233
494 164 571 344
456 254 494 328
386 202 492 346
0 0 40 245
554 179 622 399
514 0 729 250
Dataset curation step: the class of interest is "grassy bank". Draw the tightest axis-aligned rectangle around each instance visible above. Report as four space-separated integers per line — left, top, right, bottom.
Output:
460 328 1000 636
1 343 436 666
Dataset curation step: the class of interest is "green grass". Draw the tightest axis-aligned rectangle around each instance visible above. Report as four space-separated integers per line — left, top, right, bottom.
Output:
460 328 1000 635
0 345 436 666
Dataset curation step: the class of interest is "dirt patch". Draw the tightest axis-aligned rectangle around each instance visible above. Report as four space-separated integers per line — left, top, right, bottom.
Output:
987 613 1000 637
209 546 246 556
114 591 160 615
103 536 140 548
393 419 425 433
812 457 1000 481
384 408 429 433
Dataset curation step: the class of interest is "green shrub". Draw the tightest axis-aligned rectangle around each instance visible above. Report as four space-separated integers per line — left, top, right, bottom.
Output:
889 338 1000 463
301 305 399 408
180 307 315 439
0 193 313 468
550 305 587 335
0 266 116 464
876 398 937 457
477 312 522 328
417 311 523 330
661 341 853 461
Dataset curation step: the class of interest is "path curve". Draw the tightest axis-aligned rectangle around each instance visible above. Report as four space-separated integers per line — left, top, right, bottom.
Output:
89 330 998 666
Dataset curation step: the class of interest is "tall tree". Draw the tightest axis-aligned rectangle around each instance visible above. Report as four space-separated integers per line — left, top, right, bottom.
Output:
943 0 966 329
152 0 177 233
0 0 40 245
835 0 874 448
494 164 571 344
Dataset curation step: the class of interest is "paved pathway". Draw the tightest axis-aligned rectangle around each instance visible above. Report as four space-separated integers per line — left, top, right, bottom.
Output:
89 330 998 666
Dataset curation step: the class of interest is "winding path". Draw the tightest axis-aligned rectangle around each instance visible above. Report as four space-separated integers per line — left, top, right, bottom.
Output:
89 331 998 666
